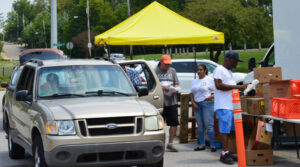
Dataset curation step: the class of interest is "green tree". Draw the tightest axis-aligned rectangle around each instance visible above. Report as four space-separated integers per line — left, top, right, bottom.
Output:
184 0 273 62
22 11 50 48
61 0 117 58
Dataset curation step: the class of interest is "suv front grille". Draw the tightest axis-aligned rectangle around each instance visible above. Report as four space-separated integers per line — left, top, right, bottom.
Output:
78 117 143 137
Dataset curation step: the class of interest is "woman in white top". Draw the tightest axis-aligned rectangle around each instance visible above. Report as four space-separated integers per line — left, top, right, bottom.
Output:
190 64 216 152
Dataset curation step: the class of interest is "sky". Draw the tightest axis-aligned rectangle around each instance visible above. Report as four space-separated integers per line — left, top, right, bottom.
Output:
0 0 33 32
1 0 16 20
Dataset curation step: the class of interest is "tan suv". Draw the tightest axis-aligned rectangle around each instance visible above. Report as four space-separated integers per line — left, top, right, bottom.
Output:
4 59 165 167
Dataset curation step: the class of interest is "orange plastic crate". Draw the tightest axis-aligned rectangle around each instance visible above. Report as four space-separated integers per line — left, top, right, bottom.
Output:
291 80 300 99
272 98 281 117
278 98 300 119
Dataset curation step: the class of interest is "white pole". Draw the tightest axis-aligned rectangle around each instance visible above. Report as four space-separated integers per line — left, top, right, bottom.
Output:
87 0 91 58
127 0 133 59
51 0 57 49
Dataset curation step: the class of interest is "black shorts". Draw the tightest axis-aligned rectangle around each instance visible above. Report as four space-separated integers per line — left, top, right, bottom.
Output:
163 105 179 126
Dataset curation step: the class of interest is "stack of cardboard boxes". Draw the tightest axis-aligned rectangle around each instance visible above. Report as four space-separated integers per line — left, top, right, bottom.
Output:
246 121 273 166
242 67 285 115
240 67 283 165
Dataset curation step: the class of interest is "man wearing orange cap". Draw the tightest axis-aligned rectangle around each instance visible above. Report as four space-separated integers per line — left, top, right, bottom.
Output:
155 54 180 152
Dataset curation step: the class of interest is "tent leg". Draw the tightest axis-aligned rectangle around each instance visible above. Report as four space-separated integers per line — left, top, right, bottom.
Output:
193 46 196 79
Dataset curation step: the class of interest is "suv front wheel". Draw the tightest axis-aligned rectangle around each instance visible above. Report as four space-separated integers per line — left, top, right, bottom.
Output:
33 135 47 167
8 129 25 159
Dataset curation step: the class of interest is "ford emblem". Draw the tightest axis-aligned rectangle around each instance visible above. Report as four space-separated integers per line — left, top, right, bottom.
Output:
106 123 117 129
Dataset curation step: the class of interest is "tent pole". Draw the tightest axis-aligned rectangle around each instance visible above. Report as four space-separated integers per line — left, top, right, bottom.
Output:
193 46 196 79
104 42 111 60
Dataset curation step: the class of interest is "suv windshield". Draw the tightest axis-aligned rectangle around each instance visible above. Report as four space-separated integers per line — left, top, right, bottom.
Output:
37 65 136 97
20 52 63 64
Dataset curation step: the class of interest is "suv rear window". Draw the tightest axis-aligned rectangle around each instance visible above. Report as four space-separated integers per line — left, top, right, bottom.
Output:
20 52 63 64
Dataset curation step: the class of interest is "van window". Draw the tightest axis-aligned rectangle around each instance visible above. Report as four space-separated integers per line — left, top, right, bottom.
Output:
267 51 275 66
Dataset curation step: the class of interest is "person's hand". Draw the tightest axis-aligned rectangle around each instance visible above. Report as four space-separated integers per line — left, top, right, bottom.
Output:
192 103 199 110
171 91 177 96
238 83 249 91
205 97 213 102
162 86 169 92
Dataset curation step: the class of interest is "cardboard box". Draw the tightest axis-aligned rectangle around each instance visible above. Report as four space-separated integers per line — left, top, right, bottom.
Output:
228 135 236 153
255 121 272 146
255 83 265 97
240 96 255 113
254 67 282 83
263 80 291 115
246 149 273 166
243 114 256 136
247 98 265 115
248 122 271 150
246 122 274 166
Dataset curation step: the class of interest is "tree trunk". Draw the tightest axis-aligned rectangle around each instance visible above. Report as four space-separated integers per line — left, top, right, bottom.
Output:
129 45 133 60
209 48 214 61
214 49 221 63
244 42 247 51
258 42 262 50
229 42 232 51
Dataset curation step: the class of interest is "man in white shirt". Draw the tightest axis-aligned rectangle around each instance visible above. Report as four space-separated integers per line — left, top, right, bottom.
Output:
213 51 248 165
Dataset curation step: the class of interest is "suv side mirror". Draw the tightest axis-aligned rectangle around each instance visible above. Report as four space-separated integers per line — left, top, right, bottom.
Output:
136 86 149 97
0 82 8 88
248 57 256 71
16 90 32 102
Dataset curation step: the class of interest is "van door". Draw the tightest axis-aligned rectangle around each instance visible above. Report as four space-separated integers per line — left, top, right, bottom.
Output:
118 60 164 113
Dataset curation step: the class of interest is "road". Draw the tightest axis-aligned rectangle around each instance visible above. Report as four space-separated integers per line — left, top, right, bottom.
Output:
2 42 24 60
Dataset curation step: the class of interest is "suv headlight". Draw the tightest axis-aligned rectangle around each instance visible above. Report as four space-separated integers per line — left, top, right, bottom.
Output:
145 115 164 131
46 120 76 135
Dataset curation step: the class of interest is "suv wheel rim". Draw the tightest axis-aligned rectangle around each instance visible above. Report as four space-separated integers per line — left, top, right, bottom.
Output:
34 146 40 167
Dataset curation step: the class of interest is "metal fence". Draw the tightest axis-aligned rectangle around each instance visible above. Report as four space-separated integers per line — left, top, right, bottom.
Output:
0 66 15 77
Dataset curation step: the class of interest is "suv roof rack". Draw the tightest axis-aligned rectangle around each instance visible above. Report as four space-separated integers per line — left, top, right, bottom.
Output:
27 59 44 66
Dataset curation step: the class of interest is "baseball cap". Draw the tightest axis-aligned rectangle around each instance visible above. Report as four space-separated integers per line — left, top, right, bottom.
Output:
161 54 172 64
225 51 243 62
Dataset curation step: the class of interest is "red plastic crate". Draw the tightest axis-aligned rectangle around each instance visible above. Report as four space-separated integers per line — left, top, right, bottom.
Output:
272 98 281 117
291 80 300 99
278 98 300 119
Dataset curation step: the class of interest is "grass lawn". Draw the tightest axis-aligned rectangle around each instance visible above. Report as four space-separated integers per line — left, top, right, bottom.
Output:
126 49 267 73
0 59 18 83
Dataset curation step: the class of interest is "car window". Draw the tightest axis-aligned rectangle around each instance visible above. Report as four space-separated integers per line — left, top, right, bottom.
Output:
16 67 35 95
37 65 136 97
196 62 217 74
123 63 156 91
16 67 30 91
26 69 35 95
10 67 23 86
171 62 195 73
20 51 63 64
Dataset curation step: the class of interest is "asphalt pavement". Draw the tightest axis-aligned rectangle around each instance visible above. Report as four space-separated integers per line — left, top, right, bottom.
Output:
2 42 24 60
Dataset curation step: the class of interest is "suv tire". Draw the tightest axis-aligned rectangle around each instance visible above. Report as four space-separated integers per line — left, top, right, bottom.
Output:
8 129 25 159
33 135 47 167
138 158 163 167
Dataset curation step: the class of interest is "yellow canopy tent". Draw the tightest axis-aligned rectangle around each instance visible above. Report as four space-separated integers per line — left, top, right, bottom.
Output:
95 1 224 45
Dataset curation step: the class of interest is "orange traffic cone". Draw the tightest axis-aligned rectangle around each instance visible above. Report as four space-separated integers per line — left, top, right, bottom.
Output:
232 89 246 167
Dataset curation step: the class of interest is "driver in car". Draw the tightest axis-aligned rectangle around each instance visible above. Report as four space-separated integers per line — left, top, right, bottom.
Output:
39 73 60 96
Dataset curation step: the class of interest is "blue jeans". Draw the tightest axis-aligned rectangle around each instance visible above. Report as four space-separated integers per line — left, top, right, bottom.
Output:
194 101 215 147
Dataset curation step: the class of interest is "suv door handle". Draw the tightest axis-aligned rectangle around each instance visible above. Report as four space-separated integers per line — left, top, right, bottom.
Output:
153 96 160 100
